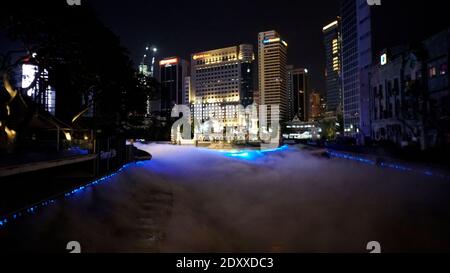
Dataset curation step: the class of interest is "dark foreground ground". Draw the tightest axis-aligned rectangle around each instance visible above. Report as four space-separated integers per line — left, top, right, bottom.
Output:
1 144 450 253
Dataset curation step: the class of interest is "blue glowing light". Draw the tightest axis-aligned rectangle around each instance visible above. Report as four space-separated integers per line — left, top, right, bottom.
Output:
327 151 376 165
260 145 289 153
222 145 289 160
0 161 147 230
327 150 450 180
230 152 250 158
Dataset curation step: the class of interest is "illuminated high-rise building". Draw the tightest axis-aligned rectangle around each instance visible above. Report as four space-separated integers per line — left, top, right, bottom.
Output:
287 66 309 121
287 65 294 120
138 63 150 77
139 45 158 78
159 57 190 116
190 44 255 126
139 45 158 116
184 76 191 105
323 18 342 115
258 30 288 122
309 91 322 121
340 0 372 139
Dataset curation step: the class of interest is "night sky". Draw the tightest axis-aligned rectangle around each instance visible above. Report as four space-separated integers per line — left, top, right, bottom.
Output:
2 0 449 93
90 0 340 92
89 0 449 93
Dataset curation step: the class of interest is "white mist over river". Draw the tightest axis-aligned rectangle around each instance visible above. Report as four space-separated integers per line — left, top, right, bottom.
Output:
2 144 450 252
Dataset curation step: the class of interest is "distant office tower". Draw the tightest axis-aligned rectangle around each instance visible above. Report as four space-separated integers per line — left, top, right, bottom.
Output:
287 65 294 120
190 44 254 126
184 76 191 105
323 18 342 115
139 45 158 78
240 48 255 107
138 64 150 77
309 91 322 121
139 46 159 116
258 30 289 122
340 0 372 139
159 57 190 116
287 66 309 121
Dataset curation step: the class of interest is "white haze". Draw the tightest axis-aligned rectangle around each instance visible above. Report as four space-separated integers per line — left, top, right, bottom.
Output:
5 143 450 253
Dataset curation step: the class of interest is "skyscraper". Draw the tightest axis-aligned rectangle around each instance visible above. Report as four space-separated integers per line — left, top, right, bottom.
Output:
139 45 159 116
139 45 158 78
287 66 309 121
159 57 190 117
258 30 288 122
323 18 342 115
340 0 372 141
287 65 294 120
309 91 322 121
184 76 191 105
190 44 254 126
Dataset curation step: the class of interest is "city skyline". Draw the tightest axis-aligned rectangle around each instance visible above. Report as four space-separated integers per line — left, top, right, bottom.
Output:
1 1 448 94
1 0 450 256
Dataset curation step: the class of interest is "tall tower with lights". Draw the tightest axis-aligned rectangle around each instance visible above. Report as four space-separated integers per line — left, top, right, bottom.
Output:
139 45 158 78
258 30 288 122
287 67 309 121
139 45 158 116
340 0 372 139
323 18 342 116
159 57 190 117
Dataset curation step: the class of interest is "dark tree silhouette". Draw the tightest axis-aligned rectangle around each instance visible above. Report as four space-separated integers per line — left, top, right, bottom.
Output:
1 1 149 141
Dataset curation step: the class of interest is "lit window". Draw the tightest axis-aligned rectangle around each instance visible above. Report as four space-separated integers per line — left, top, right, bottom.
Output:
429 67 437 78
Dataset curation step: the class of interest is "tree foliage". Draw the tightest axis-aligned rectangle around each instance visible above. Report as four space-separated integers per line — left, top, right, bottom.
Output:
1 1 149 133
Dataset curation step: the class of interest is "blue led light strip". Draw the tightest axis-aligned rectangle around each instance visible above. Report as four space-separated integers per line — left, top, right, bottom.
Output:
0 161 146 229
327 151 376 165
327 150 450 180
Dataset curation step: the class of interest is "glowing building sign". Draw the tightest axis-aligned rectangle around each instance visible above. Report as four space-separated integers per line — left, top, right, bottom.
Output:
193 54 211 60
263 38 280 44
159 58 179 66
323 20 338 31
263 37 288 47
